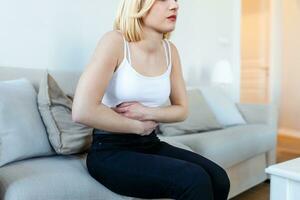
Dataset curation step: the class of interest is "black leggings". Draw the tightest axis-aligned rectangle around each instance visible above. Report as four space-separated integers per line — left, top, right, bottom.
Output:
86 129 230 200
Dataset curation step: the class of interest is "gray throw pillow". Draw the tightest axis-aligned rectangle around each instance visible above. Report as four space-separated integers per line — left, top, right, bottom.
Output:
0 78 55 167
37 71 93 155
200 86 246 127
158 89 223 136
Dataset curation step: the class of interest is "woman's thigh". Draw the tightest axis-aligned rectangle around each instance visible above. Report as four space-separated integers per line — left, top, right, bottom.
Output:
86 148 211 199
153 141 231 198
153 141 225 174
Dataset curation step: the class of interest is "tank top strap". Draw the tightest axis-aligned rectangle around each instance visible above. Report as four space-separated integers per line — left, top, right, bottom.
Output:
121 35 127 62
125 40 132 65
163 39 172 67
120 35 131 65
162 40 169 66
117 31 131 65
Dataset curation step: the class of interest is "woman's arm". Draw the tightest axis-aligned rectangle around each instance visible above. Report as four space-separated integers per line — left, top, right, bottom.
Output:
114 42 189 123
71 31 149 134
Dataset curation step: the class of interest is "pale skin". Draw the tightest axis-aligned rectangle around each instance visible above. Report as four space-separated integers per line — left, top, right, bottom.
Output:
72 0 188 135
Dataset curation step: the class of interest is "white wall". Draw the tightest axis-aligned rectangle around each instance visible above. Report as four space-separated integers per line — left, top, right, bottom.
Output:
0 0 119 69
0 0 240 101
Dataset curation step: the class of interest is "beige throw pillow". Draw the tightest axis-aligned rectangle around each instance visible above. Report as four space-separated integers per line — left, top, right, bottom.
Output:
37 71 93 155
158 89 223 136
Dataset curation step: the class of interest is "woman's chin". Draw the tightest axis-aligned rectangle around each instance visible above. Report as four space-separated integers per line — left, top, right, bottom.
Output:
162 26 176 33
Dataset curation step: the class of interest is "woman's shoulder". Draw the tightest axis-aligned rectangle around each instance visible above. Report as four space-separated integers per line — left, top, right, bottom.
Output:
166 40 177 51
94 30 124 61
165 40 180 61
99 30 124 47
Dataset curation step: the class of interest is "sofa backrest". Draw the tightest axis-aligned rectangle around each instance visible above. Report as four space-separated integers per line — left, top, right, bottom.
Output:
0 66 82 96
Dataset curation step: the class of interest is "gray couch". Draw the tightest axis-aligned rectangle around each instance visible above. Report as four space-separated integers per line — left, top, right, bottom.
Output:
0 66 278 200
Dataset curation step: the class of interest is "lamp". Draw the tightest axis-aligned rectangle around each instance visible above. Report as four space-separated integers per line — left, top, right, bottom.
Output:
211 60 233 85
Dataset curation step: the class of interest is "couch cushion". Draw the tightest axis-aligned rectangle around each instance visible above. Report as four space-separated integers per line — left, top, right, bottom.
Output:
0 155 174 200
0 78 55 167
37 71 93 155
158 89 223 136
0 142 192 200
158 124 276 169
0 155 133 200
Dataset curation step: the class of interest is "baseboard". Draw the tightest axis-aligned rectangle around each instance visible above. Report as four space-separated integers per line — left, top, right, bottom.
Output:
277 128 300 154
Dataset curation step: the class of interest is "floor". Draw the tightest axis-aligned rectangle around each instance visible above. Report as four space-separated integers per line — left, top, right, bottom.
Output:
230 150 300 200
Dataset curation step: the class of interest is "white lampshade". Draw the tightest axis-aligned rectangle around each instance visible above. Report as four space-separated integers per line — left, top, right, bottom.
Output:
211 60 233 84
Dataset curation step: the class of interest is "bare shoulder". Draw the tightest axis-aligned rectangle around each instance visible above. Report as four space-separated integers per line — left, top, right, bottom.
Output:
168 40 177 51
100 30 123 46
82 30 125 72
168 40 180 61
95 30 124 55
167 40 181 67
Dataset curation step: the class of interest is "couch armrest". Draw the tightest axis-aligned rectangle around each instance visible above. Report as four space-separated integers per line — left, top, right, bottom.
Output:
236 103 278 128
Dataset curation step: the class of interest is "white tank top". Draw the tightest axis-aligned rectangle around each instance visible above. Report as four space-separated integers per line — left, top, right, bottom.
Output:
101 35 172 108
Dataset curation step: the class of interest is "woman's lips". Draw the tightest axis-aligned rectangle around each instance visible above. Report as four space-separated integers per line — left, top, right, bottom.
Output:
167 16 177 21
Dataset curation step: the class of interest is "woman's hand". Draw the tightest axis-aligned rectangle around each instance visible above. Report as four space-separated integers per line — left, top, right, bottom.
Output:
137 120 158 136
112 101 149 121
112 101 158 135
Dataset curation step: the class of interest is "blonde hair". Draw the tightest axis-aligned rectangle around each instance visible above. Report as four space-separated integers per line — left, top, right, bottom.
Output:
113 0 171 42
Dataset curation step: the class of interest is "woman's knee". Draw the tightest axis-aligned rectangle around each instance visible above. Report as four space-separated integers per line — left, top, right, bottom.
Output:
177 163 213 191
213 165 231 196
221 168 230 194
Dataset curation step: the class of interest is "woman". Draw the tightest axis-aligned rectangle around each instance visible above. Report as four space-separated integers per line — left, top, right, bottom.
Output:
72 0 230 199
